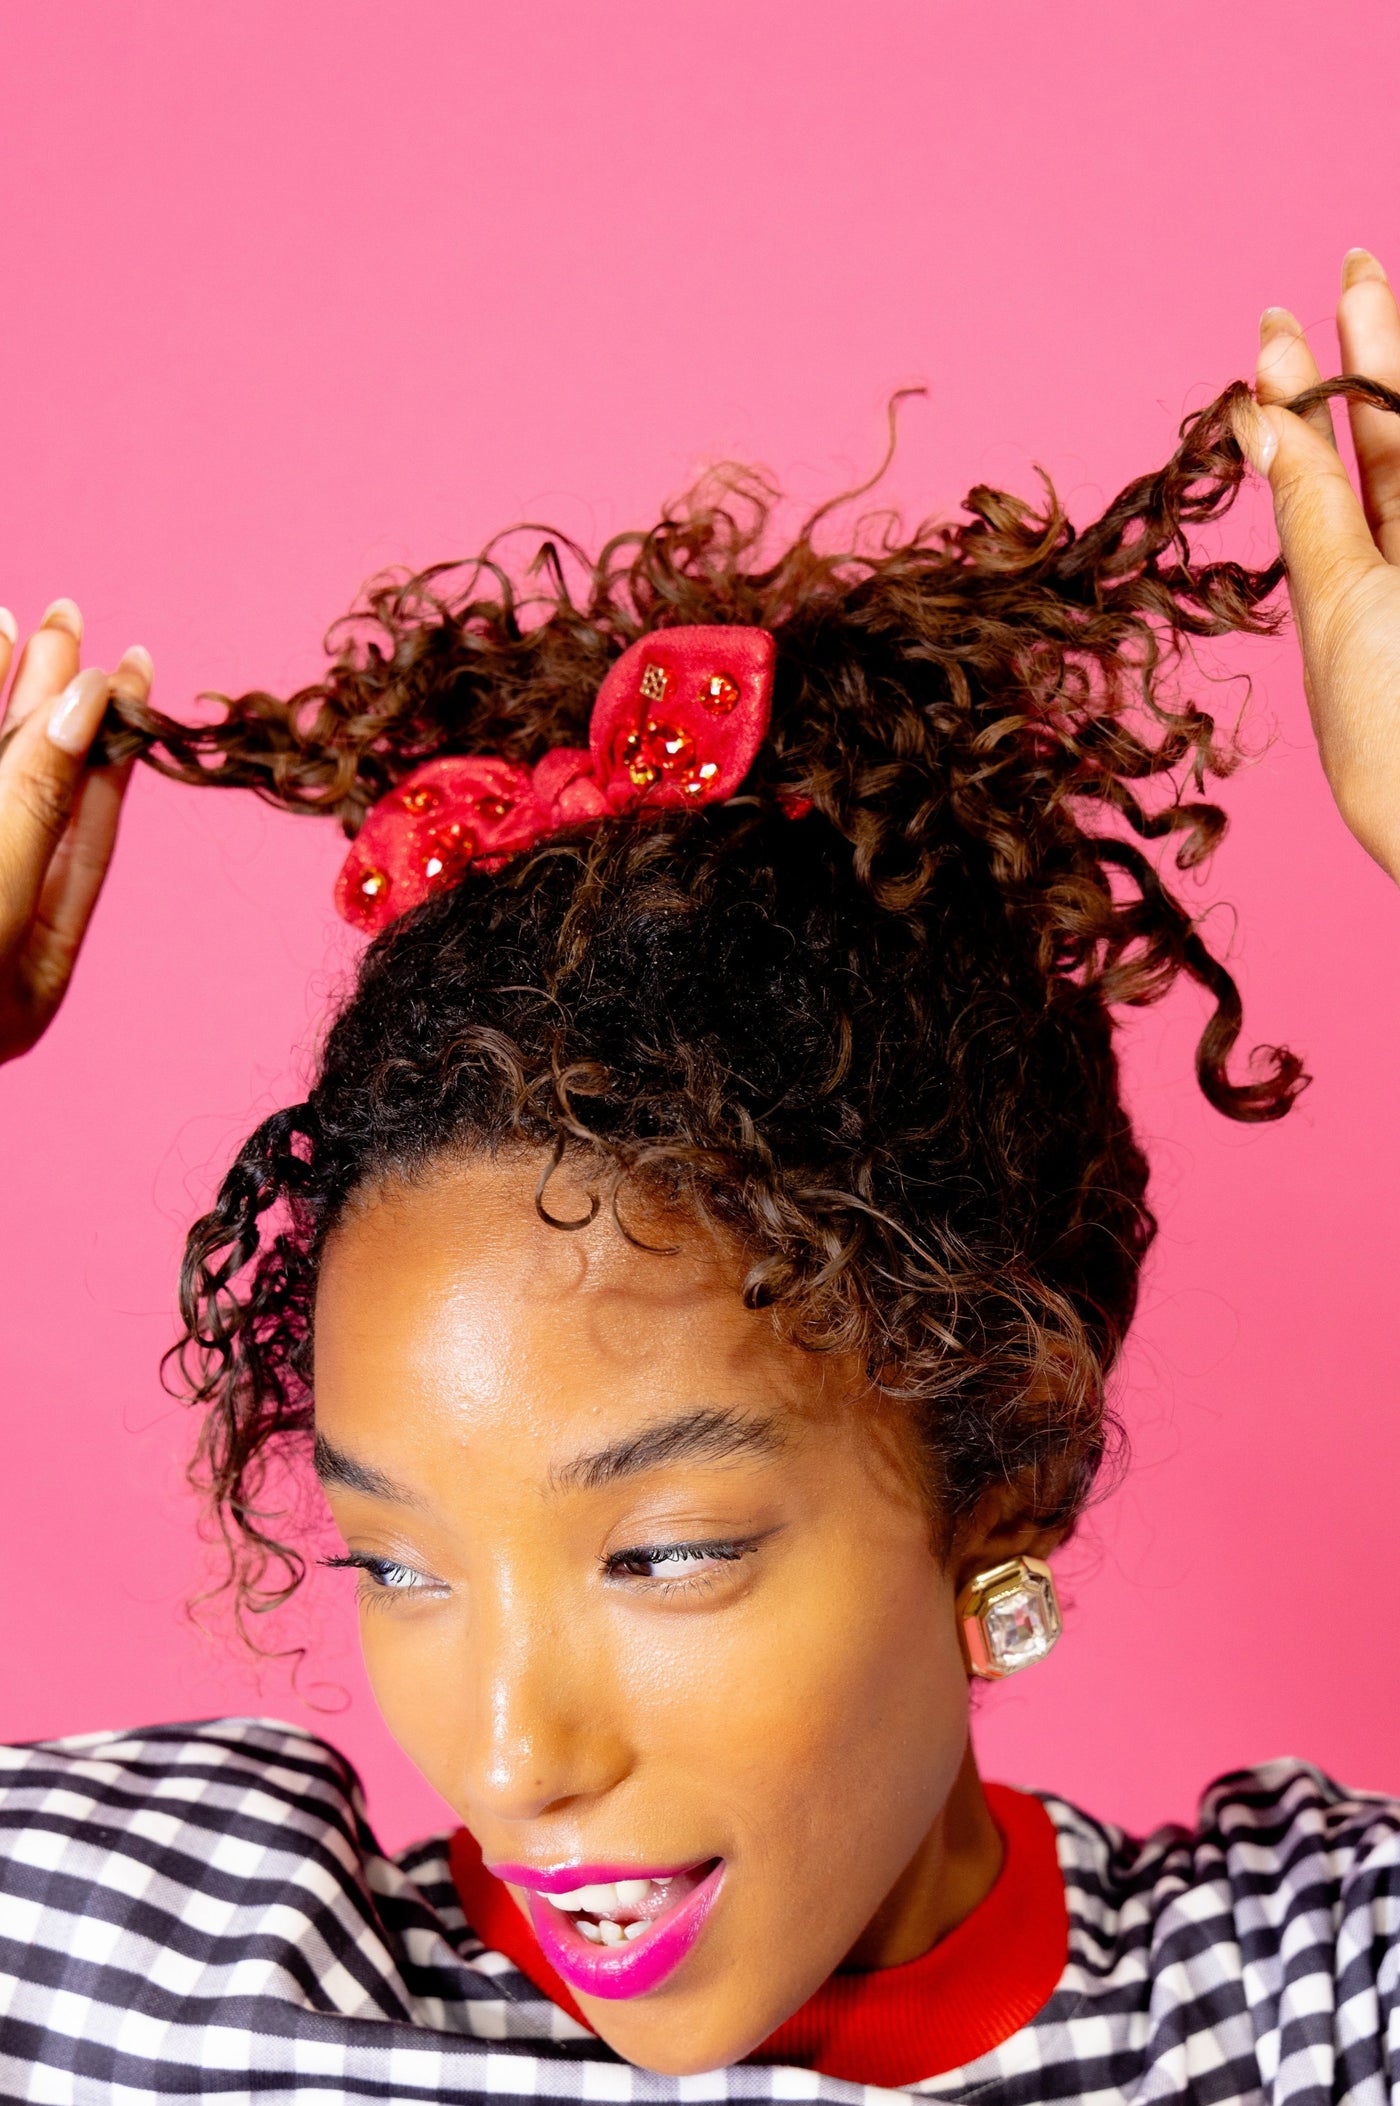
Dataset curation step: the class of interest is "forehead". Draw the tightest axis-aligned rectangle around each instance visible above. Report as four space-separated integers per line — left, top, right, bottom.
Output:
312 1153 846 1476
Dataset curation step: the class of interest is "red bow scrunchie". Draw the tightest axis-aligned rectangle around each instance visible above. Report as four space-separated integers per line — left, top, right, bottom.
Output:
335 625 780 933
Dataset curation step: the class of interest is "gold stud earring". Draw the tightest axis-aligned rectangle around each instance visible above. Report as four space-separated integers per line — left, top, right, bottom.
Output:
956 1555 1062 1679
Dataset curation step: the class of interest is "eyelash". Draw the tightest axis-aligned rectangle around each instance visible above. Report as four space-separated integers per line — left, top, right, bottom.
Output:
322 1537 764 1603
603 1538 763 1591
321 1553 438 1601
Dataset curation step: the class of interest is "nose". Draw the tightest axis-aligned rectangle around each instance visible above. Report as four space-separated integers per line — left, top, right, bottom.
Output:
460 1608 634 1825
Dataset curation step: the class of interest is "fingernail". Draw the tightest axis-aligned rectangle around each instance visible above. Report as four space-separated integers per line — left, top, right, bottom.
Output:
1260 305 1299 337
118 643 153 681
46 666 111 755
1233 400 1279 477
1343 246 1388 289
1252 409 1279 476
0 608 15 646
42 597 84 641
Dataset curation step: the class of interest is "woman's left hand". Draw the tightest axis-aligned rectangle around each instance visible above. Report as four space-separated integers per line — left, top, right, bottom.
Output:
1237 250 1400 885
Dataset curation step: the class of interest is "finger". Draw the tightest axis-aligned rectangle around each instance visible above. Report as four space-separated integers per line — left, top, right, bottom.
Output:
20 643 150 994
0 599 84 734
1256 308 1338 447
0 609 15 705
1336 248 1400 563
29 761 134 989
1234 396 1385 640
0 666 111 948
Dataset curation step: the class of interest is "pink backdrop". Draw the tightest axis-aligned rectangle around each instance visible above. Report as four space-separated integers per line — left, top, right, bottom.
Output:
2 0 1397 1852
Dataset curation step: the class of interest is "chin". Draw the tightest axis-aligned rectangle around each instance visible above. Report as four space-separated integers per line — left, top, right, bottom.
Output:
581 1998 776 2078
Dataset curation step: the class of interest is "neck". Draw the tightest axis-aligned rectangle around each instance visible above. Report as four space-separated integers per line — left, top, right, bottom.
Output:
840 1739 1003 1970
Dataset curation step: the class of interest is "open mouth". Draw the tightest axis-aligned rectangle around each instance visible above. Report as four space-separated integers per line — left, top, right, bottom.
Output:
495 1857 725 2000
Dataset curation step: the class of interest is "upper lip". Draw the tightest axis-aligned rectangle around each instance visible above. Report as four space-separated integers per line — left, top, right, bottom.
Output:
489 1858 709 1895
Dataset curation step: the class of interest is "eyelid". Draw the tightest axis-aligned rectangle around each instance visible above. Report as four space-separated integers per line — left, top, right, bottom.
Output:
321 1551 447 1593
603 1527 777 1580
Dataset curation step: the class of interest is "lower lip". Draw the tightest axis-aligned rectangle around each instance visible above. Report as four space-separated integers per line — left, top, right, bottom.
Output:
521 1863 725 2001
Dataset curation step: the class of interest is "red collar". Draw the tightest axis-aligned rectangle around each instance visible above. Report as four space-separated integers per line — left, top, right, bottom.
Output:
448 1783 1067 2087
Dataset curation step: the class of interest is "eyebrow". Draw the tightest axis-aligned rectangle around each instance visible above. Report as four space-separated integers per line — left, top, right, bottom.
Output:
312 1407 787 1507
312 1433 423 1506
549 1407 787 1494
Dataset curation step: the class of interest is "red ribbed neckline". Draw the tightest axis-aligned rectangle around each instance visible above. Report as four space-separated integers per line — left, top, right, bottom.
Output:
448 1782 1068 2087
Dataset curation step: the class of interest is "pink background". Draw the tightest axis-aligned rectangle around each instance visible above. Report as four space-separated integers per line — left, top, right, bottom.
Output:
2 1 1397 1852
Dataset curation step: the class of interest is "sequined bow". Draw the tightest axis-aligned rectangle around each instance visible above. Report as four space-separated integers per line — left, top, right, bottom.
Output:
335 625 779 933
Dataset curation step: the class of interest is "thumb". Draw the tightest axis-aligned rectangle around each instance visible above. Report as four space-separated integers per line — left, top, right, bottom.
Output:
1234 396 1384 628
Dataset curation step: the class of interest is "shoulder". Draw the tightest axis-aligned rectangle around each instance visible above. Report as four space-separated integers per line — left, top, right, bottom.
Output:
0 1719 603 2087
1046 1756 1400 1905
0 1714 377 1874
0 1717 462 2012
990 1762 1400 2103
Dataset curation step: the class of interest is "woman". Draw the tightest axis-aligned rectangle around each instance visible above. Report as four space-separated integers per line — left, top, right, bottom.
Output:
0 265 1395 2103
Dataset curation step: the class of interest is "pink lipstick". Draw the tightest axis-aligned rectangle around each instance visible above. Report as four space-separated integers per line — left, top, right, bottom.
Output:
490 1857 725 2000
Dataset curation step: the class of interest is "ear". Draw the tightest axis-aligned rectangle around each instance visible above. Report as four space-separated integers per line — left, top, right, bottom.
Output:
949 1478 1071 1597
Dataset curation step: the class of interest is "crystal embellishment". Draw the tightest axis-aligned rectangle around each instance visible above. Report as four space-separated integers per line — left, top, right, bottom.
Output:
639 662 671 703
621 731 659 788
957 1556 1062 1679
639 719 695 772
703 671 740 714
420 822 476 884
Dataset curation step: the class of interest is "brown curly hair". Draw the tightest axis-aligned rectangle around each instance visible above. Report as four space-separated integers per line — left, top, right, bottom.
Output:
107 378 1321 1629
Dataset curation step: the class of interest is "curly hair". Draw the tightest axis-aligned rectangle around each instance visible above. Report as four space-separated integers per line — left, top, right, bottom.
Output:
108 377 1327 1630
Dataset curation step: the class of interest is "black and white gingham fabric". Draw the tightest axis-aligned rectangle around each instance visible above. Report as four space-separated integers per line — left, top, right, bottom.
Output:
0 1717 1396 2104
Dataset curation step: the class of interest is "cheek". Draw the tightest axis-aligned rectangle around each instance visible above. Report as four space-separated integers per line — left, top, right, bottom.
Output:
354 1607 474 1803
347 1533 968 1855
616 1544 968 1849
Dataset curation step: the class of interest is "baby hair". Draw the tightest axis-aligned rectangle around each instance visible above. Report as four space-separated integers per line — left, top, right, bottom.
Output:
110 377 1335 1630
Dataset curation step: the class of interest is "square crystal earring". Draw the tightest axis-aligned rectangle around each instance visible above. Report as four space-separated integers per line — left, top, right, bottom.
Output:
956 1555 1062 1679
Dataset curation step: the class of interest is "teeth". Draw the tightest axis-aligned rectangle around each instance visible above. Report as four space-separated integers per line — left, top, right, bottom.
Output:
598 1918 625 1946
551 1881 618 1914
578 1921 602 1943
549 1876 670 1916
623 1921 648 1940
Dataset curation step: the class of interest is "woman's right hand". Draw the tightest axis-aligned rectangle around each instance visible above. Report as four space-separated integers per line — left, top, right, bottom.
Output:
0 601 151 1065
1236 249 1400 885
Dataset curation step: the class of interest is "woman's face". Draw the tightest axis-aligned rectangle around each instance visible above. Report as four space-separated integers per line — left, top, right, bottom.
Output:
313 1154 996 2074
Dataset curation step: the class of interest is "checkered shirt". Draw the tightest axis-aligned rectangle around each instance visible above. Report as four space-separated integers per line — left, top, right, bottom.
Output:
0 1718 1396 2104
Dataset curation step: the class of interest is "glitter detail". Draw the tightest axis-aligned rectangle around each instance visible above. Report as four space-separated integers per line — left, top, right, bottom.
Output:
474 795 515 822
639 662 671 704
400 784 443 816
357 866 389 901
703 672 740 715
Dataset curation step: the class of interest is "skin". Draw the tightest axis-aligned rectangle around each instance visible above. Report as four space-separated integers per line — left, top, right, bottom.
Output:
313 1156 1041 2071
1235 247 1400 882
0 253 1396 2071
